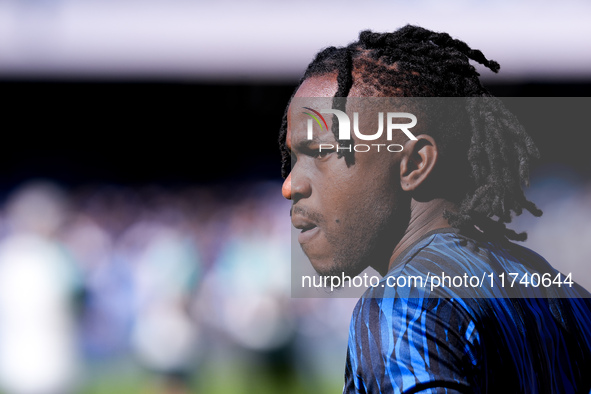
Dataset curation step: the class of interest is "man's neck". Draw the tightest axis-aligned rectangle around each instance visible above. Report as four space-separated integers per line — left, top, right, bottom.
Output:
387 198 457 272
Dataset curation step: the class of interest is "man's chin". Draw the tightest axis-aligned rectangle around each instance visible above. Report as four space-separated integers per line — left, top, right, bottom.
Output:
310 257 365 278
303 242 371 278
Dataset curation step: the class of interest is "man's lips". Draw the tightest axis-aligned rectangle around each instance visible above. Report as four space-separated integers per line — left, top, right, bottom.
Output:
291 215 321 244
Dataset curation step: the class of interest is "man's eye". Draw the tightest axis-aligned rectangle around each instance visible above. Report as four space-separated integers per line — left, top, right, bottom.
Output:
312 148 334 159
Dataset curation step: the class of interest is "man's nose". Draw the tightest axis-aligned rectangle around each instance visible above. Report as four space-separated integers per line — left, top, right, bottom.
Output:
282 173 292 199
282 172 311 202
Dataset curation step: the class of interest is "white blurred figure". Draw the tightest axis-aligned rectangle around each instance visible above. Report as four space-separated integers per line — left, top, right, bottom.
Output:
123 210 202 394
196 184 297 391
0 181 81 394
199 186 293 350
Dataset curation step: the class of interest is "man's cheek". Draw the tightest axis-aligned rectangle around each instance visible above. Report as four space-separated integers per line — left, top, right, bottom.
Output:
301 231 332 259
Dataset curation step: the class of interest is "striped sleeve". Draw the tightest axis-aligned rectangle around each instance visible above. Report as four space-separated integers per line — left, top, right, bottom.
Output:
344 294 478 394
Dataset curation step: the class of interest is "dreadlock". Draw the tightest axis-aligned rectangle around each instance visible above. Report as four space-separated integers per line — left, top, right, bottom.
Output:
278 24 542 241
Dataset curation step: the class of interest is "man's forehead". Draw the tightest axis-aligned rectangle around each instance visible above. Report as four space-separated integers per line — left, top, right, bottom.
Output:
287 75 339 150
294 74 339 98
285 74 425 149
286 110 336 150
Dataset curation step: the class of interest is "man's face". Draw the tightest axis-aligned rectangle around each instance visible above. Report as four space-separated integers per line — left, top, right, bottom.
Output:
282 74 411 277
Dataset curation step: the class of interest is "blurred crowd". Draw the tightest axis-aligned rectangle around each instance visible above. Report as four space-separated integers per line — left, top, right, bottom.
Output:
0 171 588 394
0 180 355 394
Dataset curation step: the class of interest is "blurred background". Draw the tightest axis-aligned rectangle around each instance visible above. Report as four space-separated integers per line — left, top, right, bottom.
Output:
0 1 590 393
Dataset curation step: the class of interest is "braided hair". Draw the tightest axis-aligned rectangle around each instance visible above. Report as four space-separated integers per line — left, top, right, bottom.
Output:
279 24 542 241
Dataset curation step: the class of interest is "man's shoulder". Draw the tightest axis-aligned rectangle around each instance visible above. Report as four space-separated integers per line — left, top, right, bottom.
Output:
347 229 591 393
382 228 591 298
391 228 552 275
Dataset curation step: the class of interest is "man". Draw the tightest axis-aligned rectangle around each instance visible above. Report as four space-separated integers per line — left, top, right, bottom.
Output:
280 25 591 393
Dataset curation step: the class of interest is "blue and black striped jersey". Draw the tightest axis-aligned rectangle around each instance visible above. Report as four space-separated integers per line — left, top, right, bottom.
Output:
344 229 591 394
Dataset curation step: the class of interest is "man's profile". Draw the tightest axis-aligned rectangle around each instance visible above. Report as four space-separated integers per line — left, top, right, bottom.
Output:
280 25 591 393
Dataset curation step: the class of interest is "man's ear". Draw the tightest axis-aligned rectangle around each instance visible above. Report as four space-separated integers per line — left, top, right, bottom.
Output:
399 135 438 192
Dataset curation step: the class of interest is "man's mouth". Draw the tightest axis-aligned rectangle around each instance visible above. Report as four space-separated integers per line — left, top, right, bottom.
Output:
292 215 321 244
300 223 317 233
298 225 320 244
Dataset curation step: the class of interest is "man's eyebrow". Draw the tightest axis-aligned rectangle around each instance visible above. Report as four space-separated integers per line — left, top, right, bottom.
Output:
293 136 333 150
